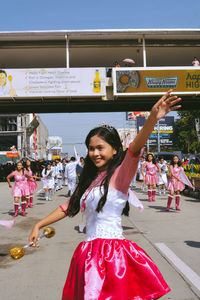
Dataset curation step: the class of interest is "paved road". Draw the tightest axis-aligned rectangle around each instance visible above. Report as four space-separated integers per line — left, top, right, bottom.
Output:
0 182 200 300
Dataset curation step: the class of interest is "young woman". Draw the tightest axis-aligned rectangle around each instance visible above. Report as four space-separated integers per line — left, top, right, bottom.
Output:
7 162 29 217
41 163 54 201
29 90 181 300
166 155 185 211
138 156 146 190
157 157 168 195
24 159 39 208
142 153 161 202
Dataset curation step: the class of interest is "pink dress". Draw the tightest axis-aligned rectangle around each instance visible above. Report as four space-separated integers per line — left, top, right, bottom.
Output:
60 148 170 300
143 162 159 185
167 165 185 192
7 171 30 197
24 169 38 195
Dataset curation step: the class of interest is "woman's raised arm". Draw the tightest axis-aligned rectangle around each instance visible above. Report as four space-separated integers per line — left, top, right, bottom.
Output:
129 90 181 156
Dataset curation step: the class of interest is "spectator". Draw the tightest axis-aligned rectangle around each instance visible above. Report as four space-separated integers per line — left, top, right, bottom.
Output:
192 57 200 67
114 61 120 68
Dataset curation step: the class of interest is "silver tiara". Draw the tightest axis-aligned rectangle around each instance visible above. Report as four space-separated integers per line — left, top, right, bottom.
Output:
97 123 114 132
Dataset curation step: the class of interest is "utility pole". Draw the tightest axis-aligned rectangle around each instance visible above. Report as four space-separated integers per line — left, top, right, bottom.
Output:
157 120 161 153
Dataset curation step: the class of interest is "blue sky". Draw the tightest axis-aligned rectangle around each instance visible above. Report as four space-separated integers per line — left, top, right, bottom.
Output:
1 0 200 31
2 0 199 155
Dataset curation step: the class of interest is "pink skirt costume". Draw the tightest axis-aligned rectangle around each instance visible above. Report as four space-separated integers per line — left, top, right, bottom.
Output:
7 171 30 198
144 162 159 186
167 166 185 192
60 148 170 300
24 169 38 194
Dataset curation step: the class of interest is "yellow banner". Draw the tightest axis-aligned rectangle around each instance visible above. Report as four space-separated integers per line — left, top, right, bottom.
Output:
115 68 200 94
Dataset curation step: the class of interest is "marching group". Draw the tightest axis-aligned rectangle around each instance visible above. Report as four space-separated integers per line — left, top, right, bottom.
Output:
6 149 192 217
136 153 193 211
6 156 85 217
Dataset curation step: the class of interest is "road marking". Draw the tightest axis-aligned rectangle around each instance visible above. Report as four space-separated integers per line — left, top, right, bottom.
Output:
155 242 200 292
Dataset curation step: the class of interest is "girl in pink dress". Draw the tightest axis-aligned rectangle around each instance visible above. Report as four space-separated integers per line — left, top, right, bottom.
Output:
24 159 40 208
166 155 185 211
28 90 181 300
142 153 161 202
6 162 30 217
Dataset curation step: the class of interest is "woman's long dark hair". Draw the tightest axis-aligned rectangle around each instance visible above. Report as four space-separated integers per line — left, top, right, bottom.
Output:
170 155 182 167
44 163 51 175
67 126 130 217
146 153 156 164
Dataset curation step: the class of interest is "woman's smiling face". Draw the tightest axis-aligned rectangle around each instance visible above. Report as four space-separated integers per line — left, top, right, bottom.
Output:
88 135 117 171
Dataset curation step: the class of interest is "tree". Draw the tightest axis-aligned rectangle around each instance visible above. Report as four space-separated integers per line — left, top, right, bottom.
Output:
172 111 200 154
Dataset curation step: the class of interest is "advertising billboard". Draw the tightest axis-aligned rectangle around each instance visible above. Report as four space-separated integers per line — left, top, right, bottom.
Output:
117 128 137 149
0 68 106 98
137 116 174 146
113 67 200 96
126 111 149 120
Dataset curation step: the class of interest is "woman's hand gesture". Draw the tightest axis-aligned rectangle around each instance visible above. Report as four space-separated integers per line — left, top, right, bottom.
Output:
29 225 40 248
151 89 181 122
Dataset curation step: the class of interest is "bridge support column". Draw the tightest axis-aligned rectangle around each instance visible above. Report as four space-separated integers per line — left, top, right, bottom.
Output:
142 35 147 67
65 35 70 68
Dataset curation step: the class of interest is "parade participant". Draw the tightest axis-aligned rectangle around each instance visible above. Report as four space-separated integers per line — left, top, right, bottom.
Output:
138 156 146 190
62 158 68 186
157 157 168 195
24 159 39 208
64 156 79 196
41 163 54 201
51 161 58 194
6 162 29 217
142 153 162 202
56 158 64 190
166 155 194 211
76 156 85 180
29 90 181 300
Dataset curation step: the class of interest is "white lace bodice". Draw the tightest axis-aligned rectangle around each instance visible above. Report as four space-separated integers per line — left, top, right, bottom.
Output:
81 186 130 242
60 147 144 241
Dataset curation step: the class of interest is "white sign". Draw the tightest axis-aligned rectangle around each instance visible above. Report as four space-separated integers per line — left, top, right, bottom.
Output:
0 68 106 97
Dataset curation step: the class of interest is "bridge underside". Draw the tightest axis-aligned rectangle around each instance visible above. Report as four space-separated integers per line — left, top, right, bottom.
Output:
0 95 200 113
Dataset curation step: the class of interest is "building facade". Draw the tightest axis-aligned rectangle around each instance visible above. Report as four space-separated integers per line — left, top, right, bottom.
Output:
0 113 48 162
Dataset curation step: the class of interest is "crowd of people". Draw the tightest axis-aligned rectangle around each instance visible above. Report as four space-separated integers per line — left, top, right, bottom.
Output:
4 145 194 218
134 153 193 211
5 156 85 217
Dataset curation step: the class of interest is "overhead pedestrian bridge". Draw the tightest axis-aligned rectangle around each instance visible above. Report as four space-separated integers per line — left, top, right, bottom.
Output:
0 29 200 112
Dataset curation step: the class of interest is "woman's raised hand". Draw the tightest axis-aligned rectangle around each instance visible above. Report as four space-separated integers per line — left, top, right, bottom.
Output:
151 89 181 121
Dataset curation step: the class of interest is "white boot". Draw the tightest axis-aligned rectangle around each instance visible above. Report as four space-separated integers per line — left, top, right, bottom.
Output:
158 185 162 195
48 190 52 201
45 191 49 201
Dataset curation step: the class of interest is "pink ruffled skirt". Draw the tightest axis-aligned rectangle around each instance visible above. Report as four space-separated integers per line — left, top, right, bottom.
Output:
62 238 170 300
27 179 38 194
145 174 158 186
167 178 185 192
12 182 30 197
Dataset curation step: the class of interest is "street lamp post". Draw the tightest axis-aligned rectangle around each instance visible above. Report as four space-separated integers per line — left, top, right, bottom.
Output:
157 120 161 153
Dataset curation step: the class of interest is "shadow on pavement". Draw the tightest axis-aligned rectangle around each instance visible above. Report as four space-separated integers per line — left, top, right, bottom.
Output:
149 205 177 213
184 240 200 248
122 226 134 230
185 199 200 203
74 225 86 234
